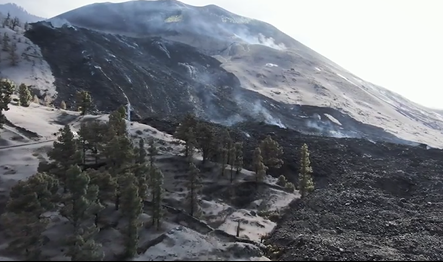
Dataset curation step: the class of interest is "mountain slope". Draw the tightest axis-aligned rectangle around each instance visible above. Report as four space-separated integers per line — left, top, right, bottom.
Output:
0 3 44 22
21 0 443 147
24 22 413 147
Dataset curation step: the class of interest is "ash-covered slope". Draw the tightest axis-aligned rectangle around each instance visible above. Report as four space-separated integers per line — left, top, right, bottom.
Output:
36 0 443 147
25 22 415 146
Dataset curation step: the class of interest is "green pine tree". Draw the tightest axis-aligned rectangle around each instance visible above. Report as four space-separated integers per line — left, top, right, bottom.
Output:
173 114 197 157
80 120 108 164
260 135 284 174
233 142 243 177
195 122 214 164
47 124 81 192
87 168 116 225
76 90 92 115
185 127 197 161
102 134 135 210
185 161 201 217
1 172 59 260
135 138 149 201
147 139 158 201
66 224 104 261
108 109 127 137
151 167 164 230
0 79 14 129
218 129 231 177
299 143 315 198
61 165 102 230
2 32 9 51
120 172 143 258
253 147 267 183
18 83 32 107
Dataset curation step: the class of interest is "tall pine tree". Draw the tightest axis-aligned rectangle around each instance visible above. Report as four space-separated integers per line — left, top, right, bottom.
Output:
260 135 284 174
185 162 201 217
151 167 164 230
103 134 135 210
120 172 143 258
173 114 197 158
66 224 104 261
47 124 81 192
299 143 315 198
18 83 31 107
61 165 102 230
76 90 92 116
134 138 149 201
0 79 14 129
1 173 59 260
253 147 267 183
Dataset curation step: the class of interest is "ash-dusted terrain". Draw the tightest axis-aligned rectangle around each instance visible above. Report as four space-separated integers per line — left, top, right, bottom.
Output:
0 101 296 261
1 1 443 261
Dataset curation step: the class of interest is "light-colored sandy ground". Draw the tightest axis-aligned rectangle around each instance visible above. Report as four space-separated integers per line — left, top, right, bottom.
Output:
0 102 297 261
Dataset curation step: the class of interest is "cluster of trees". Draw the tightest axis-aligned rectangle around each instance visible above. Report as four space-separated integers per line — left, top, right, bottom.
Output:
1 12 23 31
171 114 314 197
0 78 38 108
0 13 34 66
52 90 92 112
0 78 14 128
1 78 91 111
0 104 166 260
0 82 316 260
0 31 19 66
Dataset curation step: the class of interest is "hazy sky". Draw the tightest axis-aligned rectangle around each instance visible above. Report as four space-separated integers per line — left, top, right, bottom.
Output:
2 0 443 108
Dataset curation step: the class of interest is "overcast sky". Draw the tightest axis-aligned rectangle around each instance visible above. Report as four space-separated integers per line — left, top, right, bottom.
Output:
2 0 443 108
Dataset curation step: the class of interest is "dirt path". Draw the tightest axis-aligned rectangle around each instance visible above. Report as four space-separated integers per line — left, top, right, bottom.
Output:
0 139 55 151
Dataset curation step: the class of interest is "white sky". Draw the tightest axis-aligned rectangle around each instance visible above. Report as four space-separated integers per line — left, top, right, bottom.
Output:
3 0 443 108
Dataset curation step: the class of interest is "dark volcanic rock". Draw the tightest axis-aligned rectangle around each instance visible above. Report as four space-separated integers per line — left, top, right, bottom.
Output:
237 123 443 261
142 118 443 261
25 22 246 122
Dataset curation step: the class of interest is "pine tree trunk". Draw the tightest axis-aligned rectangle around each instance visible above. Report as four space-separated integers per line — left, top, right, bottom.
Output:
152 192 157 226
190 186 194 217
115 193 120 210
230 165 234 183
95 212 99 227
94 147 98 164
202 150 207 165
82 141 86 165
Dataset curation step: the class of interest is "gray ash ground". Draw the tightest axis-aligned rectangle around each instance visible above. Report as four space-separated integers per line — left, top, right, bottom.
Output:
141 118 443 261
